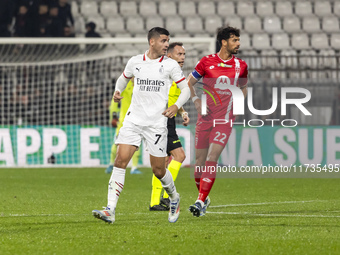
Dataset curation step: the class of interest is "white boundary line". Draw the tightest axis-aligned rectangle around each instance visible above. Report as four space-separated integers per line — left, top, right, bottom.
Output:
206 211 340 218
2 212 151 217
209 200 329 208
207 200 340 218
4 213 86 217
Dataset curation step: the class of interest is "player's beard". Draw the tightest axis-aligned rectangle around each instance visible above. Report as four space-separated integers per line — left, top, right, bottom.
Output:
227 45 239 54
232 47 239 54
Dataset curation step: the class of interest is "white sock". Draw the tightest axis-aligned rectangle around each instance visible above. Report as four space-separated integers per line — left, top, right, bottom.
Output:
107 167 126 211
159 169 177 200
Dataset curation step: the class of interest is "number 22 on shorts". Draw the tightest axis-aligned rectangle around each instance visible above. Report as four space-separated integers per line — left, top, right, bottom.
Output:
213 131 227 143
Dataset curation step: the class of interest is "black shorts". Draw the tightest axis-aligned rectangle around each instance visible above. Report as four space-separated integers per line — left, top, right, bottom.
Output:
167 117 182 156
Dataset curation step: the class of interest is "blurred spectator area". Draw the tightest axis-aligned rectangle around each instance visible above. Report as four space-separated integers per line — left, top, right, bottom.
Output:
1 0 340 126
0 1 337 52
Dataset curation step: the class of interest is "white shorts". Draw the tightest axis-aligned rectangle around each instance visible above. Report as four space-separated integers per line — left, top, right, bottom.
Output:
115 120 168 157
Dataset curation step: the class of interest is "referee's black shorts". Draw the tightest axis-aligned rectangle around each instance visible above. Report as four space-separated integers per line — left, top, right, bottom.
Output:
166 117 182 156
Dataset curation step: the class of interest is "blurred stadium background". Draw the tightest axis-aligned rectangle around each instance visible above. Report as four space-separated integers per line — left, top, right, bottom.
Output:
0 0 339 167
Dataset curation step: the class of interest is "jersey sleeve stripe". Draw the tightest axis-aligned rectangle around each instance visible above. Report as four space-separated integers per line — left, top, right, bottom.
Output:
123 72 132 79
175 77 185 84
191 70 202 80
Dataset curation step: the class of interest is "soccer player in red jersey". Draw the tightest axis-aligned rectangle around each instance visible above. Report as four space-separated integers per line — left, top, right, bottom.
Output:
187 26 248 217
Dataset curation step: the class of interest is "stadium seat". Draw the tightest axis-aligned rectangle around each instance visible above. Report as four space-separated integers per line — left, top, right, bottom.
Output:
311 33 329 49
145 16 164 31
283 16 301 33
252 33 271 50
100 1 118 18
159 2 177 17
217 2 235 17
114 32 132 38
256 2 274 17
302 16 321 33
295 1 313 17
334 2 340 16
185 16 204 35
244 15 262 33
272 33 290 50
322 16 340 33
261 50 280 69
80 1 98 17
106 17 125 34
204 16 223 35
134 43 149 52
71 1 79 17
319 49 337 69
275 2 293 17
74 16 85 34
240 33 251 50
100 32 111 38
239 50 262 71
173 33 191 38
237 2 255 17
330 33 340 50
314 1 332 17
178 2 196 17
280 49 298 68
86 16 105 32
126 16 145 34
120 1 138 17
299 50 318 69
197 2 215 17
263 15 282 33
139 1 157 17
165 16 184 34
134 33 147 38
224 15 242 29
291 33 310 50
193 33 211 38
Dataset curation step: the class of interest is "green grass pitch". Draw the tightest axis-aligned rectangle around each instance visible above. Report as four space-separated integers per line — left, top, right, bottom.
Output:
1 168 340 255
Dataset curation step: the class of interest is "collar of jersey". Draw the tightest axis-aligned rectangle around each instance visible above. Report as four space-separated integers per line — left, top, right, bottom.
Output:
217 53 234 63
143 50 164 62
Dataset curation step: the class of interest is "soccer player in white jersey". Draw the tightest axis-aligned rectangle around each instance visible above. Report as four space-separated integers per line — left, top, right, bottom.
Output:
92 27 190 223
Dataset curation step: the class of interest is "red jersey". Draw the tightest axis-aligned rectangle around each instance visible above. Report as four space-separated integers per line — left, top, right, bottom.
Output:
192 54 248 122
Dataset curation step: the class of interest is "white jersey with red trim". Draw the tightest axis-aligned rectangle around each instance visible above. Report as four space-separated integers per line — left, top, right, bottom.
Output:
122 51 185 127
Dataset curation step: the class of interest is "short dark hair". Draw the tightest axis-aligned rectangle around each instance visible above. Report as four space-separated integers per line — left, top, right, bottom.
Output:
168 42 183 53
86 22 96 30
147 27 170 43
216 26 240 47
